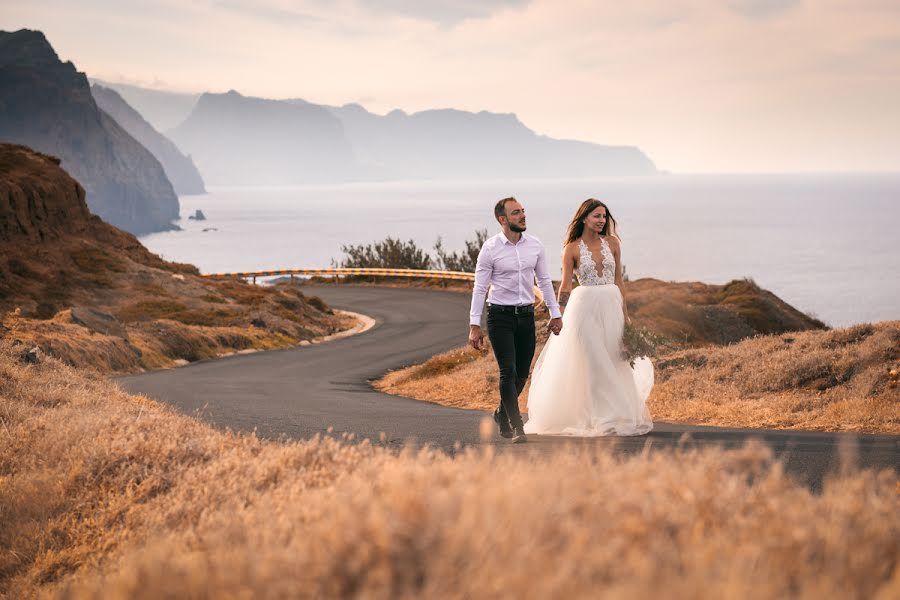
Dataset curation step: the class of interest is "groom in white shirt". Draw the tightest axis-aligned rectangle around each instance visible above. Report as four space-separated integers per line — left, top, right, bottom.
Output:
468 197 563 443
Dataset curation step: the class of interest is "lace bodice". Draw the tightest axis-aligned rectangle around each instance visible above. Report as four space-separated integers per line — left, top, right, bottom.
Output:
576 238 615 286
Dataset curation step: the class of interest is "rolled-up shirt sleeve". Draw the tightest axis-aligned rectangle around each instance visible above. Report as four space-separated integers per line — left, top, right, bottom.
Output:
469 242 493 326
535 243 562 319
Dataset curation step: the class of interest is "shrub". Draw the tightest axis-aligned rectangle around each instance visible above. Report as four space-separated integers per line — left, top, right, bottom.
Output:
434 229 488 273
304 294 330 314
337 230 490 273
339 237 434 270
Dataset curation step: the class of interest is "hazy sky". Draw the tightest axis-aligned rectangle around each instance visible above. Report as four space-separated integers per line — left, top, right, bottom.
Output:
3 0 899 173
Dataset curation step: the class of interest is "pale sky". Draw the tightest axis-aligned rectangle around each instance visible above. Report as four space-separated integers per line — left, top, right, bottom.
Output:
3 0 899 173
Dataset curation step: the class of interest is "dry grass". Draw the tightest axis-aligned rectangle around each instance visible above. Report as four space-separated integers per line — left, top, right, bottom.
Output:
2 308 354 375
624 277 826 346
1 343 897 599
650 322 900 433
378 345 503 411
2 276 354 374
377 321 900 434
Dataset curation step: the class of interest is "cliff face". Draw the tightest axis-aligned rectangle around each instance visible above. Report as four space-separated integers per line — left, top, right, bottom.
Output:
0 29 180 235
92 84 206 195
169 90 358 185
0 143 194 316
0 143 346 373
0 145 91 241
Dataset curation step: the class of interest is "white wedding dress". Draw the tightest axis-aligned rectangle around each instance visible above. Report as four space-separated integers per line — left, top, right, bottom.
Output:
524 237 654 436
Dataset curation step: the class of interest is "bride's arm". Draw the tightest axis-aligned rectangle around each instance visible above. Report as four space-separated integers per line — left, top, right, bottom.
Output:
558 243 576 316
609 237 631 324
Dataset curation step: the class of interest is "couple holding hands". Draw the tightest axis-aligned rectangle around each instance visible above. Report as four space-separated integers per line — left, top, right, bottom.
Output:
468 197 653 443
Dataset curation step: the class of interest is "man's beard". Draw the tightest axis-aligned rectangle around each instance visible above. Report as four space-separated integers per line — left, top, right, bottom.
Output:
509 223 526 233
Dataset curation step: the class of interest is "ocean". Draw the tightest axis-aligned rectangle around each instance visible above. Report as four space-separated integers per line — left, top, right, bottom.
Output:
140 173 900 327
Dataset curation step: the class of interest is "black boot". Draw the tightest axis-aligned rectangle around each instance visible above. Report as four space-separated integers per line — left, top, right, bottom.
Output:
493 408 513 438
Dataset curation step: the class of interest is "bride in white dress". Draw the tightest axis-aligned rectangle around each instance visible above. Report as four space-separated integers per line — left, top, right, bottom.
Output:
524 199 653 436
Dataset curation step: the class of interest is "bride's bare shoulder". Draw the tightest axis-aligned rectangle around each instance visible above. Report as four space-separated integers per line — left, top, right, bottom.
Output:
562 240 579 261
603 235 621 251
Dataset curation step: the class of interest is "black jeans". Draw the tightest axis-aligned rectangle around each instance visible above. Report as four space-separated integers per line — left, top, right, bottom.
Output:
486 308 536 430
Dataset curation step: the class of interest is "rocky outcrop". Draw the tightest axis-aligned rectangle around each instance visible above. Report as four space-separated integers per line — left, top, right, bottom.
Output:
0 145 91 241
0 143 195 315
0 143 346 374
92 84 206 195
0 29 180 235
625 278 827 346
169 90 358 185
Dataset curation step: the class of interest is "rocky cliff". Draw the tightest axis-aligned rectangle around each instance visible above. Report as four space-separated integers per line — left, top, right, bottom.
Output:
92 84 206 195
0 29 180 235
0 143 194 316
0 143 348 372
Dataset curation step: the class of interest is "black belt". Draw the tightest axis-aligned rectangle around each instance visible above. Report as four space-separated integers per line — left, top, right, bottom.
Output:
488 303 534 315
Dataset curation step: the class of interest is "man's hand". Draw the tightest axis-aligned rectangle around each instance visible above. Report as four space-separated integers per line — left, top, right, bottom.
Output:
469 325 485 350
548 317 563 336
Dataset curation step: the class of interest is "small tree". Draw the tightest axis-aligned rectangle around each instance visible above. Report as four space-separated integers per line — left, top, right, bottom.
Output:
434 229 489 273
338 237 434 270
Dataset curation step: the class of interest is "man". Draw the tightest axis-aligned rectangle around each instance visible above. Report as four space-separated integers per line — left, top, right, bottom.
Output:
469 197 563 443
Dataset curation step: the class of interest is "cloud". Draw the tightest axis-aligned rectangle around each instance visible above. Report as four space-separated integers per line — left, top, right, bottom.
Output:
349 0 531 26
214 0 322 25
727 0 800 18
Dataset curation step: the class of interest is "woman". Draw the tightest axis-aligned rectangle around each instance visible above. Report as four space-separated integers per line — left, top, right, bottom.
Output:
523 199 653 436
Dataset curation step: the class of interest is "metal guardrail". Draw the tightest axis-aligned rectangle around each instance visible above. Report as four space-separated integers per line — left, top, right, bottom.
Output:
203 267 475 284
202 267 544 305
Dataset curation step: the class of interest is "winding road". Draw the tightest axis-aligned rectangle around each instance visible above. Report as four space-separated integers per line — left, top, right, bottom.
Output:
118 285 898 490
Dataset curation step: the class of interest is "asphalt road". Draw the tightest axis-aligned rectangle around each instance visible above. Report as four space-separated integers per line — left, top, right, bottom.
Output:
117 284 898 490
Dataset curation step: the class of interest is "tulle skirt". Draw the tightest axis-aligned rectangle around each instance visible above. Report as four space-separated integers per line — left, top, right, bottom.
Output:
524 284 653 437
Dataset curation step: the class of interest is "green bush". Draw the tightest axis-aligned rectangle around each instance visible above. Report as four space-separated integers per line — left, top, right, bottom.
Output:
339 237 434 270
434 229 488 273
337 230 489 272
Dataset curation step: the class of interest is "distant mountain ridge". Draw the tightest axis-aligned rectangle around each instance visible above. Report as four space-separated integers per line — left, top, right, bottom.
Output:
168 90 358 185
89 78 201 132
0 29 179 235
98 81 658 185
91 84 206 195
326 103 657 179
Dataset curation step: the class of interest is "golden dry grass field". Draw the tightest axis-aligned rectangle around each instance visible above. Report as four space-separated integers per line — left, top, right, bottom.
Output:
1 342 898 599
376 321 900 434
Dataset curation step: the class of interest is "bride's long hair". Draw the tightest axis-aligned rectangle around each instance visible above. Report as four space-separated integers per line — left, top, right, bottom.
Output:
564 198 620 245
